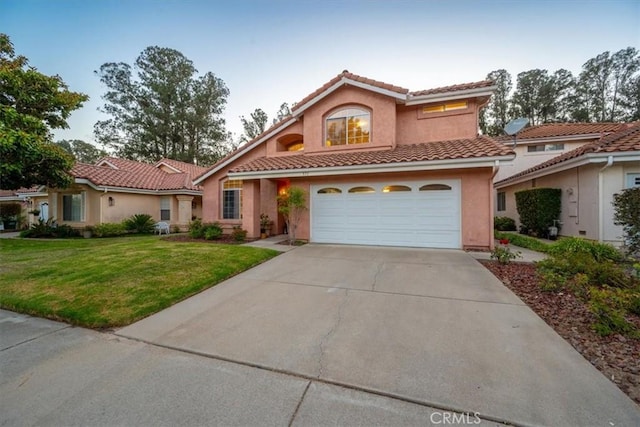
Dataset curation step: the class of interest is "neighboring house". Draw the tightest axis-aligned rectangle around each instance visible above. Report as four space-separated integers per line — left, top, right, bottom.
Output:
493 122 630 183
194 71 515 249
0 186 48 229
495 123 640 245
49 157 207 229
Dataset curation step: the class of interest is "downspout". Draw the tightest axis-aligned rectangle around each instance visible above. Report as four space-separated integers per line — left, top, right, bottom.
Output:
598 156 614 242
490 160 500 249
100 188 108 224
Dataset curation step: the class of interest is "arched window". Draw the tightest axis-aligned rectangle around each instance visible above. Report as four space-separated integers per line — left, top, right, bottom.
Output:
317 187 342 194
419 184 452 191
325 107 370 146
348 186 375 193
382 185 411 193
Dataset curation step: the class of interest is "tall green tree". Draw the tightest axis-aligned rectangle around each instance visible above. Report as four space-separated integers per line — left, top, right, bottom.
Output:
94 46 231 165
511 69 558 126
272 102 292 125
55 139 108 164
480 69 512 136
0 34 87 190
576 47 640 121
619 75 640 121
240 108 268 142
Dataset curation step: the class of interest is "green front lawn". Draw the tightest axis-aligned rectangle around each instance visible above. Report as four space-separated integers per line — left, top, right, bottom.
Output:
0 236 278 328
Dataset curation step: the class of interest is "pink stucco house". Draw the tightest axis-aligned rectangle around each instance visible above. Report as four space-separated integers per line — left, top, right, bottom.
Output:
194 71 515 249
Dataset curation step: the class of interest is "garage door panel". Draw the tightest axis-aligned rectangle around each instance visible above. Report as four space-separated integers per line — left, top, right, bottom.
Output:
311 181 461 249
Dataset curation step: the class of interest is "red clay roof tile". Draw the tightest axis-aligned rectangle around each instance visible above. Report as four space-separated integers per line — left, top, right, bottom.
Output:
72 157 203 191
230 137 514 173
409 80 494 96
496 122 630 141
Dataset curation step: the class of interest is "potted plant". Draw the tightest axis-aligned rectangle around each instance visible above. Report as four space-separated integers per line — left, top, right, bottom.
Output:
29 209 41 216
260 213 271 239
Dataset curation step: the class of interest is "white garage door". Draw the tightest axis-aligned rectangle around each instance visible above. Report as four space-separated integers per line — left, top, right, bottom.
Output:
311 180 461 248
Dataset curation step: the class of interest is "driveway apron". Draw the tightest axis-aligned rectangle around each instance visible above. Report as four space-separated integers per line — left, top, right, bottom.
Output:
118 244 640 426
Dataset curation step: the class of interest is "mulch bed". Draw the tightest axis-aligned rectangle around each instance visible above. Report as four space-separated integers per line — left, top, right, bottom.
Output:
480 260 640 405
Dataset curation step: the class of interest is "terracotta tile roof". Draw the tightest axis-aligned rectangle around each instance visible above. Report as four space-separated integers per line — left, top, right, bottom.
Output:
0 187 44 197
409 80 494 96
230 137 514 174
155 158 209 178
496 122 630 141
73 157 203 192
292 70 409 112
496 123 640 185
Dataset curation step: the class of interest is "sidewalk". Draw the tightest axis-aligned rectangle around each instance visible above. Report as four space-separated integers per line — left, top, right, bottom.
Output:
242 234 298 252
468 240 547 263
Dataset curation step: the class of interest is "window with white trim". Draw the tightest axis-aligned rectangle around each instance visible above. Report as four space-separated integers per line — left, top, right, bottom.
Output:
62 192 85 221
527 143 565 152
325 107 370 146
223 180 242 219
627 173 640 188
160 196 171 221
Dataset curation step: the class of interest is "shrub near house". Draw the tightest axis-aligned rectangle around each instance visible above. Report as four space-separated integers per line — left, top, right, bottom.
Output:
515 188 561 237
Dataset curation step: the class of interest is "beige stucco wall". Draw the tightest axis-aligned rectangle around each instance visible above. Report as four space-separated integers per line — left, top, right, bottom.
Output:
49 185 200 228
497 161 640 244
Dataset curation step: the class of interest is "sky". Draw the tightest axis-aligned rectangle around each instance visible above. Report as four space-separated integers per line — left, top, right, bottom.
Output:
1 0 639 146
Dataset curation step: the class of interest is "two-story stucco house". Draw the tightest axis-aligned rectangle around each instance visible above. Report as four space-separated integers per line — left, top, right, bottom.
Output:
194 71 515 249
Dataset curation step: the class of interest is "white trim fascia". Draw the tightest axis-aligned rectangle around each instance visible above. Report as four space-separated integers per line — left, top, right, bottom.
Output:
494 151 640 189
192 117 298 185
292 78 407 117
405 86 496 106
0 196 22 202
96 159 119 169
228 155 515 180
155 161 182 173
74 179 202 196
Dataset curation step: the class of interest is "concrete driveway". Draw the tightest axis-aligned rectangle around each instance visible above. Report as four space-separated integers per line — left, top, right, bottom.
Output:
118 244 640 426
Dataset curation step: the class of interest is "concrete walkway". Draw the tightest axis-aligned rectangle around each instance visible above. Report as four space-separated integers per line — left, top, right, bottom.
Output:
117 244 639 426
242 234 297 252
0 231 20 239
468 241 547 263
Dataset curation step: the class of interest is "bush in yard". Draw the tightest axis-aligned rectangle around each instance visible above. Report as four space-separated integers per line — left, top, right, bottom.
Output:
494 216 517 231
490 245 522 264
515 188 561 237
588 286 639 337
93 222 127 238
20 219 80 238
494 231 551 253
203 223 223 240
613 187 640 256
548 237 623 262
189 218 205 238
123 214 155 234
231 226 247 242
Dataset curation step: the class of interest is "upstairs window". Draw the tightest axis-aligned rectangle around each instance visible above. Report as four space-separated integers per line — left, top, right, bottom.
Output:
325 107 370 146
527 143 565 152
423 101 468 113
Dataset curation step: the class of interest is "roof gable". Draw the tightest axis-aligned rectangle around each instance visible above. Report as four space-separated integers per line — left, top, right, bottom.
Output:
194 71 496 185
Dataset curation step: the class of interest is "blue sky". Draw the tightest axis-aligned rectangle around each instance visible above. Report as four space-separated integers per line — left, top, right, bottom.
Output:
2 0 639 145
